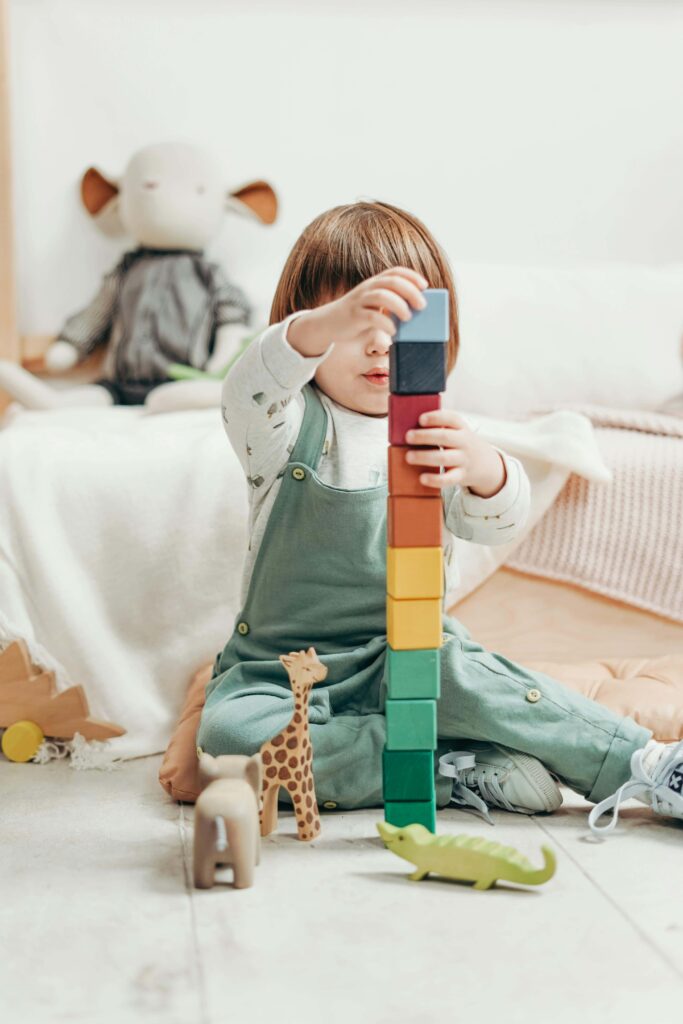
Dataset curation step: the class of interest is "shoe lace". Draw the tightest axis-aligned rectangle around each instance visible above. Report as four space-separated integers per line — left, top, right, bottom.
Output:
588 739 683 837
438 751 518 825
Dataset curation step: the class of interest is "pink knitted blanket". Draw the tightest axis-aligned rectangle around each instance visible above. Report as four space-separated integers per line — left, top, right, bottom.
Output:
507 406 683 624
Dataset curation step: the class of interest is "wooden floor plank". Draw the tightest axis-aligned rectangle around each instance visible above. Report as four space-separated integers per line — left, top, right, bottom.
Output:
535 787 683 980
0 757 203 1024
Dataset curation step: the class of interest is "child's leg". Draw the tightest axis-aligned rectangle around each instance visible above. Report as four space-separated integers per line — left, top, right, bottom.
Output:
438 622 652 805
197 682 388 810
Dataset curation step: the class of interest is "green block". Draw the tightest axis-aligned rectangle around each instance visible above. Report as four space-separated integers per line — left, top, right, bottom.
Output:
385 799 436 833
386 699 437 751
387 647 441 700
383 749 435 802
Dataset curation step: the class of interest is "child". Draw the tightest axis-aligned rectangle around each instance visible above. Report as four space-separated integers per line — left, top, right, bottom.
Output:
198 200 683 837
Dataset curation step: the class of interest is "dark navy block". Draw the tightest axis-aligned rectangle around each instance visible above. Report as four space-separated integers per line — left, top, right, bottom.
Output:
392 288 449 343
390 341 446 394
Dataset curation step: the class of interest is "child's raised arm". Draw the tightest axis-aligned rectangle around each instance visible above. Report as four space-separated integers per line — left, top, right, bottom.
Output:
221 313 333 496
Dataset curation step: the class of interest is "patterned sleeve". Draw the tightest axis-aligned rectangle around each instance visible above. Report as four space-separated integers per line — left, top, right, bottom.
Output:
57 268 121 356
221 314 334 498
442 448 531 545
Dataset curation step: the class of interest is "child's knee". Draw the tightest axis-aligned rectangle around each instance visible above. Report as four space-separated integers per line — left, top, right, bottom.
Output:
197 691 295 757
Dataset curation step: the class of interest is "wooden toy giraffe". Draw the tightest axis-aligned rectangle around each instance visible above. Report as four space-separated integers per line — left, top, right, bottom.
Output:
259 646 327 842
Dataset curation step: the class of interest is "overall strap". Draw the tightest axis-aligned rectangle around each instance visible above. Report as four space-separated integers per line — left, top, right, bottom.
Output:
288 384 328 470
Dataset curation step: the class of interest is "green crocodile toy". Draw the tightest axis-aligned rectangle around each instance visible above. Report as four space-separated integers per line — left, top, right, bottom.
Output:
377 822 556 890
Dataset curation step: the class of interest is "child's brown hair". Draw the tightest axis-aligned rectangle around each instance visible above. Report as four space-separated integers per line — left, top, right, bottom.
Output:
269 201 459 373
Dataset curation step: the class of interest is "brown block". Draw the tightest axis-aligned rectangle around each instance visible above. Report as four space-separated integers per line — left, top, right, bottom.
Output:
387 496 442 547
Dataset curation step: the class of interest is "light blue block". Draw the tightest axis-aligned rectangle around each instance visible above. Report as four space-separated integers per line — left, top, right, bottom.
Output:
392 288 449 343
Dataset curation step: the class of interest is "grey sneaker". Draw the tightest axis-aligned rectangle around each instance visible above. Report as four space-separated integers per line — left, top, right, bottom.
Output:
588 738 683 836
439 744 563 824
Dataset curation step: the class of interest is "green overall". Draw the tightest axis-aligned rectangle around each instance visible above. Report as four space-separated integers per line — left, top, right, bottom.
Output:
198 384 651 809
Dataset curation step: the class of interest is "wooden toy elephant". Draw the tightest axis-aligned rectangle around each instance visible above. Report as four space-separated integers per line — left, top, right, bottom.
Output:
193 752 262 890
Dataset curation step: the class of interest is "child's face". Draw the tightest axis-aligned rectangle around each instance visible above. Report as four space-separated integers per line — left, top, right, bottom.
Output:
313 314 391 418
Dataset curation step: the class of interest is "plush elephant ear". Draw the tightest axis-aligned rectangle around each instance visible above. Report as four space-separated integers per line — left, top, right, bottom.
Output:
80 167 125 237
226 181 278 225
245 753 263 797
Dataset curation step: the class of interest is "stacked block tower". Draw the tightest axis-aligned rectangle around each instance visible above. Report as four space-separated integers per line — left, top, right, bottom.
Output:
383 288 449 833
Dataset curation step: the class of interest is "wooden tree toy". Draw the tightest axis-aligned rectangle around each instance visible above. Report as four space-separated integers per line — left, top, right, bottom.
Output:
384 289 449 833
0 640 125 762
259 646 327 842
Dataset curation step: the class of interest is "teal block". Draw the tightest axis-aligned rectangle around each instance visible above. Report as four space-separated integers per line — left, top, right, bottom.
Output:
392 288 449 343
383 749 435 802
386 699 437 751
385 799 436 833
387 647 441 700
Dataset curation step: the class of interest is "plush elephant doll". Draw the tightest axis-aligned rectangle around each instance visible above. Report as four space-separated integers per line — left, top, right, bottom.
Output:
0 142 277 413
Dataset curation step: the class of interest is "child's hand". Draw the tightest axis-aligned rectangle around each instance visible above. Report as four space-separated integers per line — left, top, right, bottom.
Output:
287 267 428 357
405 409 507 498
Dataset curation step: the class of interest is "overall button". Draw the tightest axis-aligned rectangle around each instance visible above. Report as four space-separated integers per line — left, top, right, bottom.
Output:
196 746 203 758
323 801 338 810
526 688 541 703
237 621 250 635
292 467 306 481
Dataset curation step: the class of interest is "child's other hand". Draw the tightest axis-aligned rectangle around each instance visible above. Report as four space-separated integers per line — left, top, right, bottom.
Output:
287 267 428 357
405 409 507 498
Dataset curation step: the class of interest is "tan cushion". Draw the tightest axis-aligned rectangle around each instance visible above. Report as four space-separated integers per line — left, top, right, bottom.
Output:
525 655 683 743
159 653 683 803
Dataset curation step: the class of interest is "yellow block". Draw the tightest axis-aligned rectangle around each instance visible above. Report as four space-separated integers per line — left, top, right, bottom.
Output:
1 720 44 763
387 597 443 650
387 546 444 600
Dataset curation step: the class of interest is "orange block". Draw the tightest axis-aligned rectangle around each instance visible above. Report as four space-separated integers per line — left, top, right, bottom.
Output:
387 445 436 497
387 496 442 548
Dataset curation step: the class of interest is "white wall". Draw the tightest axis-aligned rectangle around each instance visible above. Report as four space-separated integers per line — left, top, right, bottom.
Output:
9 0 683 333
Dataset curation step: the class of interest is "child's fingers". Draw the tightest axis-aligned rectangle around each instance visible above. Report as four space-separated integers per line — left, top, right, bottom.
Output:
406 448 465 468
367 274 427 312
418 468 464 489
416 410 468 429
405 427 464 448
361 288 413 322
376 267 429 290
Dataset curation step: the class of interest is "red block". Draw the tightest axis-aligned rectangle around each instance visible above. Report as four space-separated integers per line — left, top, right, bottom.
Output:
388 445 437 497
387 496 442 547
389 394 441 446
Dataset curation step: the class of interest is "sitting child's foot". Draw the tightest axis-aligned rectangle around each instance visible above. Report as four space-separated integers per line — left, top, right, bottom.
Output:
439 743 563 824
588 738 683 836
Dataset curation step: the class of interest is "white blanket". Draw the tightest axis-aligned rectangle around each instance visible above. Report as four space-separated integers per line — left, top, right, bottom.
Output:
0 405 609 758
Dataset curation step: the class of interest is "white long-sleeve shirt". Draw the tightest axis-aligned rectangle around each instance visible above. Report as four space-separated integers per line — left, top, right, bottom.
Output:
222 314 531 607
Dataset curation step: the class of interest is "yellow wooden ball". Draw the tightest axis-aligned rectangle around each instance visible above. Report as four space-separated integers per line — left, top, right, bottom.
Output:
1 720 45 763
